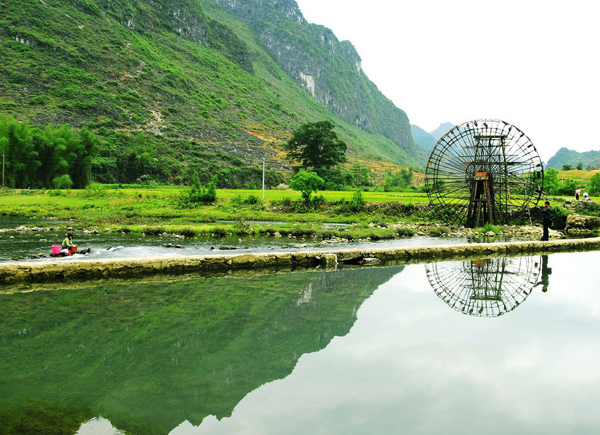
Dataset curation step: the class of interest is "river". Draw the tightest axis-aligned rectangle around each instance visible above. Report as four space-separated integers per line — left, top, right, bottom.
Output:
1 250 599 434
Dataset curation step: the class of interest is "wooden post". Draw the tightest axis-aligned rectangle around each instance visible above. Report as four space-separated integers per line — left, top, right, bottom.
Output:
467 172 498 228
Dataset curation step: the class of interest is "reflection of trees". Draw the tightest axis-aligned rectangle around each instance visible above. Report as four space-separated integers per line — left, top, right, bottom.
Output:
426 256 541 317
0 267 402 434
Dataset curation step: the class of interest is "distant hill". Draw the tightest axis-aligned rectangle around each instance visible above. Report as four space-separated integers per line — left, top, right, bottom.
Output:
547 147 600 170
430 122 455 141
411 122 454 153
411 125 436 152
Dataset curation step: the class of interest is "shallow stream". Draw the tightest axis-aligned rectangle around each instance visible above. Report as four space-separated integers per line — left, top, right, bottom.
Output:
0 216 514 262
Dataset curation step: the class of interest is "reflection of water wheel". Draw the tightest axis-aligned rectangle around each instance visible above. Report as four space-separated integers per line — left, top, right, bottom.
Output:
425 120 544 227
425 256 541 317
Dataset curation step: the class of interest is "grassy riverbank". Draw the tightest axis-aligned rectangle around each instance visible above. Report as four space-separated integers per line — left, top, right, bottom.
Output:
1 187 590 243
0 187 430 240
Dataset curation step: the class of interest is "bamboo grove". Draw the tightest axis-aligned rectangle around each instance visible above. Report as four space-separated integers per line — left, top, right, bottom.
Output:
0 115 98 189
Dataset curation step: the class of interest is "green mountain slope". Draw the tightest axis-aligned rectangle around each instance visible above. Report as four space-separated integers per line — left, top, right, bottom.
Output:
411 122 453 156
547 147 600 170
206 0 419 160
430 122 454 142
411 124 437 152
0 0 422 186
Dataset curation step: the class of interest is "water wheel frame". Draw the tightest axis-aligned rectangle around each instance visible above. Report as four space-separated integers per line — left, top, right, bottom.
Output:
425 119 544 227
425 256 542 317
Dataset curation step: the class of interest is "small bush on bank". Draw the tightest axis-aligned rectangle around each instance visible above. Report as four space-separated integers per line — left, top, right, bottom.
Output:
180 173 217 207
350 189 365 212
550 206 569 229
290 171 324 202
475 223 501 234
270 196 326 213
428 226 451 237
396 227 416 237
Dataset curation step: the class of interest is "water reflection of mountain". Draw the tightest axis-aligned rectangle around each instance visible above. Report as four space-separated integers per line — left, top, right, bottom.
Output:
425 256 541 317
0 267 402 434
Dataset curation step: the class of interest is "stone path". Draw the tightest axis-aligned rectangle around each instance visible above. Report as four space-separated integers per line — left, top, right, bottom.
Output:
1 237 599 286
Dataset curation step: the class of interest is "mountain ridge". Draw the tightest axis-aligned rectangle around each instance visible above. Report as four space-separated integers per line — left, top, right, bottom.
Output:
207 0 418 159
547 147 600 169
411 122 454 153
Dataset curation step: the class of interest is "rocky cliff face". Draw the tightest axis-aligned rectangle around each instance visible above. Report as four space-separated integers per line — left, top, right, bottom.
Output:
211 0 420 161
76 0 253 71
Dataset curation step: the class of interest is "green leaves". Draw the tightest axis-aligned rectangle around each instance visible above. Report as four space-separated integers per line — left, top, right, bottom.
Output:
589 173 600 195
289 170 324 202
285 121 347 171
0 115 98 189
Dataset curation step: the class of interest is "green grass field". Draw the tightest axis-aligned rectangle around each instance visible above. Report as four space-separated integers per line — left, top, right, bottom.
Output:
556 169 600 192
217 188 429 202
0 187 431 238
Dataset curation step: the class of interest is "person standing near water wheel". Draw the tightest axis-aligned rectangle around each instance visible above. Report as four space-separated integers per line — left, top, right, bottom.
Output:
540 201 552 241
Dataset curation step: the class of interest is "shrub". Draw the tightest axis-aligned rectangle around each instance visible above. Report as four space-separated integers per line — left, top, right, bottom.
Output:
396 227 415 237
428 226 451 237
481 223 501 234
350 189 365 212
550 206 569 229
52 174 73 189
181 173 217 206
290 170 324 202
244 194 261 205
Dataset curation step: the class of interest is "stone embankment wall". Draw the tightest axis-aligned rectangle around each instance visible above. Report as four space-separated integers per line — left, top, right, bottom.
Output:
0 238 599 286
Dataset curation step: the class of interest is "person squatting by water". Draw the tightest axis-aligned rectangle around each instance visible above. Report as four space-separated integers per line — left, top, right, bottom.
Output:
61 233 77 255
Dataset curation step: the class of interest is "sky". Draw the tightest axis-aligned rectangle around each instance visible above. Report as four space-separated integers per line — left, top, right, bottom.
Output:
294 0 600 163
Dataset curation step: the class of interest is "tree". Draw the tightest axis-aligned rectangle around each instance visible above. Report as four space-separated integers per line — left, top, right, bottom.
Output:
351 163 370 186
115 132 157 183
562 164 573 171
350 189 365 212
0 115 98 188
383 168 414 191
589 173 600 195
543 168 560 195
290 170 324 202
70 127 99 188
401 168 414 186
285 121 347 173
577 161 584 170
53 174 73 189
182 172 217 206
557 178 578 195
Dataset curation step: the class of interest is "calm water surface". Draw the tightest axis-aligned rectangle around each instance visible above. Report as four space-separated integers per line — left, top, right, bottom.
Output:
1 251 599 434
